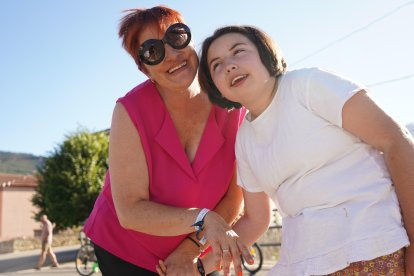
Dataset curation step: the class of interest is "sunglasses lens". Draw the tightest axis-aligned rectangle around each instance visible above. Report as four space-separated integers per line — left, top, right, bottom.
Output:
139 40 164 65
137 23 191 66
165 24 191 49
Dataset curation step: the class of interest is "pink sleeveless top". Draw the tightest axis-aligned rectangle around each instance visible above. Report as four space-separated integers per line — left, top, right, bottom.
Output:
84 80 245 272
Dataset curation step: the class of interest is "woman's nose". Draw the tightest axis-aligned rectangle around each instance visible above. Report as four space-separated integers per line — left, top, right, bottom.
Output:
164 44 180 61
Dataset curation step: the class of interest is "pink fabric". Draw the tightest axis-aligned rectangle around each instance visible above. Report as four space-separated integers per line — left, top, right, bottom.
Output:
84 80 245 272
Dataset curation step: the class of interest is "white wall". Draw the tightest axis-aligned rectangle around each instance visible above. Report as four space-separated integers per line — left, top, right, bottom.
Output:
1 188 39 240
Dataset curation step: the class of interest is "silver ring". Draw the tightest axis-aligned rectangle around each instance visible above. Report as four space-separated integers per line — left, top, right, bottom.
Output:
222 248 230 252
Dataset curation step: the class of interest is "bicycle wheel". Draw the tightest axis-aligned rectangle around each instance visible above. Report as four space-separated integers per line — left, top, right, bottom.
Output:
242 243 263 274
75 244 97 276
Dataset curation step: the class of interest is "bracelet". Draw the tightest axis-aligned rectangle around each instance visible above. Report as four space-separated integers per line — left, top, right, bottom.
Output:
186 236 201 249
196 257 206 276
199 234 207 245
192 208 210 240
193 208 210 231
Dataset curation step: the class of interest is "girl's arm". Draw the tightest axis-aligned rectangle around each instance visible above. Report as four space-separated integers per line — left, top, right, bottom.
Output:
342 90 414 275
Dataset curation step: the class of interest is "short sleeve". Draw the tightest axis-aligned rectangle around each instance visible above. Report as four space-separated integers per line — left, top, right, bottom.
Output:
304 68 366 127
235 135 264 193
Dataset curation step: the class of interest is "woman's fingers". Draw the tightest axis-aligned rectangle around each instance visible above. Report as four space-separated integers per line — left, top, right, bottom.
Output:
221 247 233 275
156 265 165 276
229 245 243 276
159 260 167 271
156 260 166 276
233 240 255 276
212 235 247 276
210 239 224 271
202 211 254 275
238 240 254 265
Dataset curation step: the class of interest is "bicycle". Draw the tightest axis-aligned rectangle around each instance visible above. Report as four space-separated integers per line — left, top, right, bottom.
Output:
241 242 263 275
75 231 99 276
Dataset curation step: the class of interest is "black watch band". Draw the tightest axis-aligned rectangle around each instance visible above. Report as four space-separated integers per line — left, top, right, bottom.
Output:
196 257 206 276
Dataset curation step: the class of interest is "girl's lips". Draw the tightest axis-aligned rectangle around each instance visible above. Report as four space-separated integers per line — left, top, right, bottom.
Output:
231 75 247 86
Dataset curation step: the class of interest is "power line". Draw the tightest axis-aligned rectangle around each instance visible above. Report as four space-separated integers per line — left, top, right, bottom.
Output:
291 0 414 66
367 73 414 87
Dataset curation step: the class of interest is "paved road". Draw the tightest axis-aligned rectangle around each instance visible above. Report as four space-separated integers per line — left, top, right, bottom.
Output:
0 246 273 275
0 245 93 276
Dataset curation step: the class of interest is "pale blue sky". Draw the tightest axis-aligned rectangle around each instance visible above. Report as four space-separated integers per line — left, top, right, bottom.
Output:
1 0 414 156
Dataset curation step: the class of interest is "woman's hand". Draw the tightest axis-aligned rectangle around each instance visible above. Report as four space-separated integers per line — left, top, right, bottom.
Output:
156 260 167 276
156 259 199 276
156 240 199 276
203 211 253 276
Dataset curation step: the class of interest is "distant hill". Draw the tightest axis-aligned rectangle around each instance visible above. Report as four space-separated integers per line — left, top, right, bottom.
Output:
0 124 411 175
0 151 44 175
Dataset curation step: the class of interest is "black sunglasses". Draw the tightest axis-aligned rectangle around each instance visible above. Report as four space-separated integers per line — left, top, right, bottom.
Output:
138 23 192 66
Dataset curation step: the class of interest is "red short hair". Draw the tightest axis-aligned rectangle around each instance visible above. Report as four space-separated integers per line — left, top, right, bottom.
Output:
118 6 184 67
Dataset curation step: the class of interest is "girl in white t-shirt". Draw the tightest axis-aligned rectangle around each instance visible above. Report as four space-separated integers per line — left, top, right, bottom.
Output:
195 25 413 276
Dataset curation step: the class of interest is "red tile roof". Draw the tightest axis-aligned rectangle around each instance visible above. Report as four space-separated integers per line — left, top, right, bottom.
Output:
0 173 37 188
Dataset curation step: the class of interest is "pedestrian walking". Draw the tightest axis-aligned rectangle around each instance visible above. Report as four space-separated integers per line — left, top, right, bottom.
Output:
36 214 59 270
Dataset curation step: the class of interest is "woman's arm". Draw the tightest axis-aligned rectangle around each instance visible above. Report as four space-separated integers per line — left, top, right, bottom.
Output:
157 190 271 276
342 90 414 275
210 168 244 225
110 103 200 235
158 170 244 275
110 102 251 272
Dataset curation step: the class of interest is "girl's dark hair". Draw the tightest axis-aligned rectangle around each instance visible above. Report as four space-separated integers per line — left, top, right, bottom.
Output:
198 25 287 110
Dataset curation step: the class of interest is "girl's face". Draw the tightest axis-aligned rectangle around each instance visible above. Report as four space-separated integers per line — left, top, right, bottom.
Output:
138 23 199 92
207 33 272 104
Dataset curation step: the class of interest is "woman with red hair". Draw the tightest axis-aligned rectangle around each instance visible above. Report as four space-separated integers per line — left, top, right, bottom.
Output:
84 6 251 276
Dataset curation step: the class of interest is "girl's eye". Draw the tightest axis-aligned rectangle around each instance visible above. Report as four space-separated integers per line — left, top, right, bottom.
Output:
212 62 220 71
234 49 244 55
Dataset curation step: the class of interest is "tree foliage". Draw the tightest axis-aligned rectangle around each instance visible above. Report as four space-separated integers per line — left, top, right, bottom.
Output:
32 129 109 229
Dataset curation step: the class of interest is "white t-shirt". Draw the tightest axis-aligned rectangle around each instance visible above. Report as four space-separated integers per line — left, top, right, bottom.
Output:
236 68 409 275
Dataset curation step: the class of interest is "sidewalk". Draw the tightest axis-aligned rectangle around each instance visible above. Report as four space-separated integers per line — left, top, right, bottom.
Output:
0 245 80 275
2 262 274 276
5 264 273 276
0 245 274 275
0 261 96 276
0 245 79 261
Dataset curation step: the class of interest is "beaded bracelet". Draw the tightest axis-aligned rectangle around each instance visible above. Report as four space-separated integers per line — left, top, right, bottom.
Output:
186 236 201 249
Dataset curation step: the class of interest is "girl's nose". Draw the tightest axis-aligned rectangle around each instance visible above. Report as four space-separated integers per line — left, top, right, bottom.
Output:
226 64 237 73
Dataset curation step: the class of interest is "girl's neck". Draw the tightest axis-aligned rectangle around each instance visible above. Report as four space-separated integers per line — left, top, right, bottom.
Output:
248 76 278 120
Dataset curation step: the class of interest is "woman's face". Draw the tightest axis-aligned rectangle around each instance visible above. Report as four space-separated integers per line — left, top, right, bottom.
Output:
207 33 272 104
138 23 199 92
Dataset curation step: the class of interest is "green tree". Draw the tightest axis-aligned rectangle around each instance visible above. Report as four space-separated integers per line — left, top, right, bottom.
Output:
32 129 109 229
